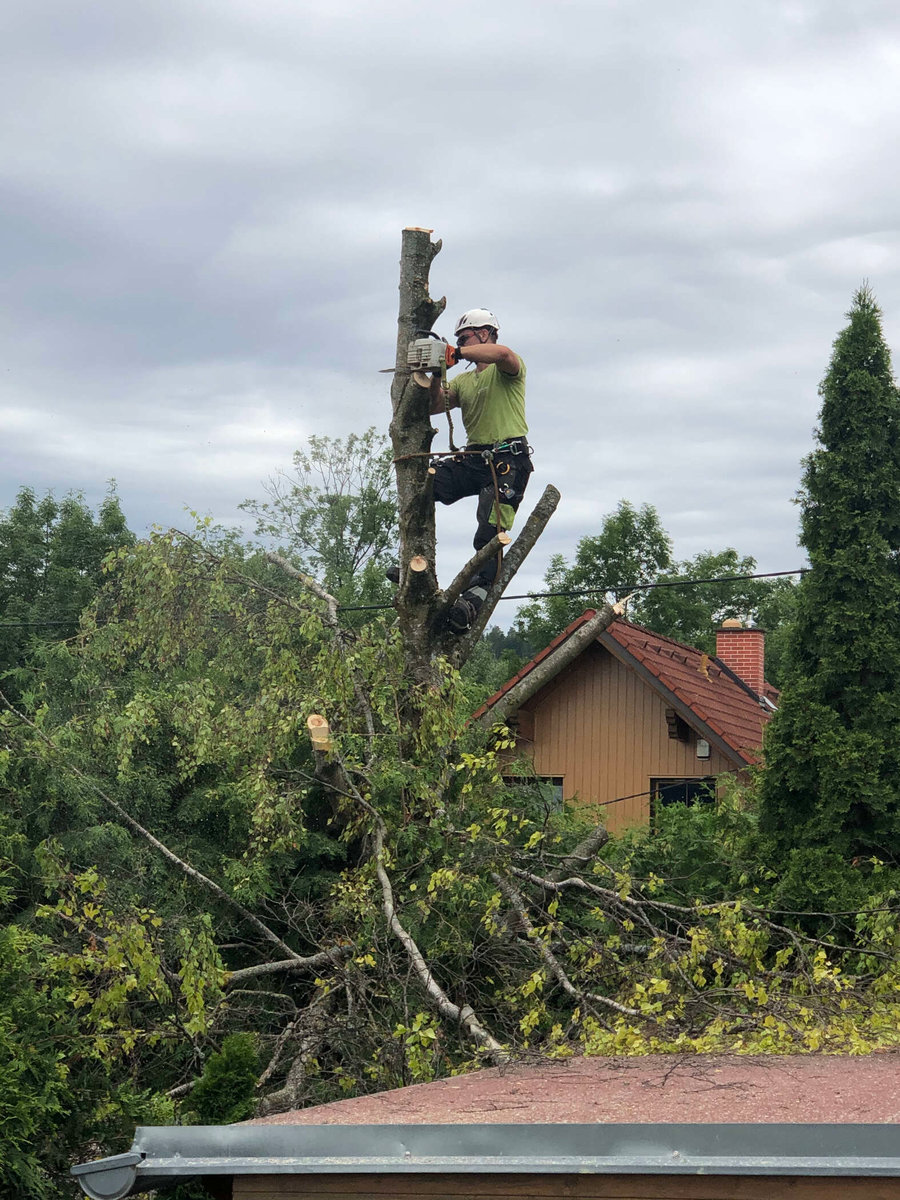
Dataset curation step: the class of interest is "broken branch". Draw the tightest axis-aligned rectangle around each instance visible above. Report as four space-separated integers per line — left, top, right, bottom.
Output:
452 484 561 663
478 595 626 725
266 550 339 626
491 873 640 1018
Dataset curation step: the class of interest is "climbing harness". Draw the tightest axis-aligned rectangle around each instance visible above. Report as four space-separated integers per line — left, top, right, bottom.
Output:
392 439 532 580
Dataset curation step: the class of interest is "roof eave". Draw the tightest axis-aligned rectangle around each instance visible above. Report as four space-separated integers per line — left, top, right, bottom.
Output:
72 1122 900 1195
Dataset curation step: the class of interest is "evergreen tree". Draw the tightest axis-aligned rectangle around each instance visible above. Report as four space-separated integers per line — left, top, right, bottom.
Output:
759 285 900 886
0 485 133 697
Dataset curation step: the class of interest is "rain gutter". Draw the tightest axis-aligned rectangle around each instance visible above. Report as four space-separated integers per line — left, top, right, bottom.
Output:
72 1122 900 1198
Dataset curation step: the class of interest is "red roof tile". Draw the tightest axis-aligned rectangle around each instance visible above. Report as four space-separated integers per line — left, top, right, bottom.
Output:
477 612 775 765
604 620 773 764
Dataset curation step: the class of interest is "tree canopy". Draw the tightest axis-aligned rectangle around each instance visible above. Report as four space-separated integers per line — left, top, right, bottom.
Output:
240 427 397 612
0 486 133 699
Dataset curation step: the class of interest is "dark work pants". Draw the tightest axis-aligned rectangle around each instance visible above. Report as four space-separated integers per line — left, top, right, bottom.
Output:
432 445 533 587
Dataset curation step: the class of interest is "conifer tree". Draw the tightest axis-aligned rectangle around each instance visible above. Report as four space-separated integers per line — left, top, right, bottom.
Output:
759 285 900 886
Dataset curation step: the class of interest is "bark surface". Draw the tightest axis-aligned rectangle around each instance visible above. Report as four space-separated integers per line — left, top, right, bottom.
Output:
389 228 446 686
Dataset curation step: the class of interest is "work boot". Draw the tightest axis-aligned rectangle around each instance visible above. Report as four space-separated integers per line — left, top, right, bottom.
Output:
446 585 487 635
447 594 478 634
385 564 401 585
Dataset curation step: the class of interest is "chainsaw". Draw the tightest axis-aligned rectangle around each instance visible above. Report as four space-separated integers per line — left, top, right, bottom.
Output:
380 331 461 387
406 336 461 371
380 331 463 449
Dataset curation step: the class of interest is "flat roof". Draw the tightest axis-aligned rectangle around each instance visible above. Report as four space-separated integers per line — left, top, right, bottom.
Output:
247 1054 900 1126
73 1123 900 1199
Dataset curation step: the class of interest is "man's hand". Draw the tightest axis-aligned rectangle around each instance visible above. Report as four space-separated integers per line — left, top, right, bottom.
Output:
407 338 460 371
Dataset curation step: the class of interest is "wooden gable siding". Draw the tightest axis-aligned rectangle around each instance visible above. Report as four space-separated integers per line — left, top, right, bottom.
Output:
234 1171 900 1200
519 643 735 832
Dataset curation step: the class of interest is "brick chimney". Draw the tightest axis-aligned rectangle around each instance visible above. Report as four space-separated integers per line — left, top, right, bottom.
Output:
716 619 765 696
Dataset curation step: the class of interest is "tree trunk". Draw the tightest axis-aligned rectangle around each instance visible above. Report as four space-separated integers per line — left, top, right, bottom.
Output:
388 228 564 686
389 227 446 688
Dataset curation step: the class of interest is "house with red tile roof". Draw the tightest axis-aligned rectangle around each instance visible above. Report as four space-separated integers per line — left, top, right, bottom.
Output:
475 614 777 832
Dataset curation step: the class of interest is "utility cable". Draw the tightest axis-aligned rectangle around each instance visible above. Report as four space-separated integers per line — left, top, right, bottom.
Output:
335 567 806 612
0 568 807 626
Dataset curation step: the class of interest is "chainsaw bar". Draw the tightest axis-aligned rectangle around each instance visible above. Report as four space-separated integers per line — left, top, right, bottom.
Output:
378 366 433 387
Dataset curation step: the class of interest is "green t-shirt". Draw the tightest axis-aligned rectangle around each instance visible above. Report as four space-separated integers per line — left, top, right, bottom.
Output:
448 356 527 445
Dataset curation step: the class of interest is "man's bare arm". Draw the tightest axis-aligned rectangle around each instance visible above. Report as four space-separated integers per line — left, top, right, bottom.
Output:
459 343 520 375
430 376 459 415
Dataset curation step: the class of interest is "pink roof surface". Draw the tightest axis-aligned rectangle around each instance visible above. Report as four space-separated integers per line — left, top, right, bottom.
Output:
248 1055 900 1126
477 613 775 765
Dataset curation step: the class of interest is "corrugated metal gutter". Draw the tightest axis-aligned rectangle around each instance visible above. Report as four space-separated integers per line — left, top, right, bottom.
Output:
72 1122 900 1199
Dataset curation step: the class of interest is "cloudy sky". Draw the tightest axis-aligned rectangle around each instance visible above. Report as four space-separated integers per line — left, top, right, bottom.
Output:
3 0 900 619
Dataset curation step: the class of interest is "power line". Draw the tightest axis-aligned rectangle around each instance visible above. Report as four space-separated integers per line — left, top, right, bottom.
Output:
336 567 807 612
497 567 805 603
0 568 807 627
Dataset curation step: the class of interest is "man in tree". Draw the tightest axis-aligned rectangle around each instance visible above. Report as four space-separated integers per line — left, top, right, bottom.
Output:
430 308 532 632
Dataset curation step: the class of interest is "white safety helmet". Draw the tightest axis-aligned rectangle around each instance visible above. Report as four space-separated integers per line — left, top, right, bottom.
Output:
454 308 500 335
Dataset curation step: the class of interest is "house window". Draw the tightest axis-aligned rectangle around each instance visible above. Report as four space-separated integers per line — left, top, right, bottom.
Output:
650 777 717 818
510 774 565 810
537 775 565 807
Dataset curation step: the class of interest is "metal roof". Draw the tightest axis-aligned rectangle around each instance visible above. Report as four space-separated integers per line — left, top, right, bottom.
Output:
72 1122 900 1198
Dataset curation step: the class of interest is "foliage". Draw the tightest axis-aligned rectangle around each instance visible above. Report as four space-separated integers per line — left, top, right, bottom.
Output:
759 286 900 892
3 377 900 1193
0 809 178 1200
513 501 795 675
0 900 72 1198
2 521 900 1190
604 779 765 904
0 485 133 701
752 577 798 690
182 1034 259 1125
240 427 397 612
641 551 790 663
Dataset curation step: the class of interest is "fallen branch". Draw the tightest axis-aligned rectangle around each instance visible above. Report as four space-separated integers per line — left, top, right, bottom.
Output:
374 819 507 1059
169 530 315 622
323 756 508 1061
478 595 630 726
548 820 611 882
225 946 349 985
256 990 337 1114
491 873 641 1017
266 550 339 627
